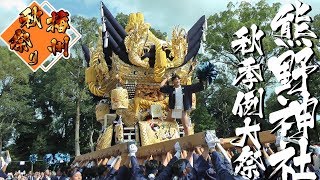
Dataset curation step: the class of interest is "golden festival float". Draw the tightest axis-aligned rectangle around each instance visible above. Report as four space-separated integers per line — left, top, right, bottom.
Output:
73 2 276 167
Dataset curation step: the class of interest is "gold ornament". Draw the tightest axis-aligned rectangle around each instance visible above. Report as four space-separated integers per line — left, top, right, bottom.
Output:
86 27 110 97
166 27 188 68
96 125 113 150
139 120 180 146
110 53 194 85
95 102 110 122
115 124 124 144
111 87 129 110
116 102 138 126
123 13 189 82
124 13 151 68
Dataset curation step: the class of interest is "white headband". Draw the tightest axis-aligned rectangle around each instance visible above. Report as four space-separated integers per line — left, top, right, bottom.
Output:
148 173 155 179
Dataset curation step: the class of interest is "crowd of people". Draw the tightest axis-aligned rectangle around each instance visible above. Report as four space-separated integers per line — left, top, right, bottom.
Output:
1 132 320 180
3 169 67 180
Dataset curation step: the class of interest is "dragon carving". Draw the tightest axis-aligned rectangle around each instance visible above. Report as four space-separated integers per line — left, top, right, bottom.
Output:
124 13 188 82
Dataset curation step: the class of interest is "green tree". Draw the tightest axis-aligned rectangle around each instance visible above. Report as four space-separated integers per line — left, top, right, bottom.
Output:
0 46 33 151
5 13 167 162
193 1 279 137
309 14 320 102
69 15 100 156
192 71 243 137
34 57 97 155
192 0 319 138
8 16 100 160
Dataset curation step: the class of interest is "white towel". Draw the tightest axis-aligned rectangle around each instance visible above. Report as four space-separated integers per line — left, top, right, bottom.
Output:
172 109 182 119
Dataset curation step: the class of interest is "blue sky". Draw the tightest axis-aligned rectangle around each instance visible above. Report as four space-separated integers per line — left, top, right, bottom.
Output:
1 0 320 37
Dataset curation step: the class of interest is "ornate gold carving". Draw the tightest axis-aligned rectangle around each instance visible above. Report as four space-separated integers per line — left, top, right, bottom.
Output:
85 28 110 97
85 14 198 140
147 31 168 82
96 125 113 150
115 124 124 144
166 27 188 68
110 53 194 85
116 94 169 127
111 87 129 109
123 13 189 82
134 84 164 101
116 101 138 126
134 97 168 115
95 102 110 122
139 120 180 146
133 84 168 120
124 13 151 68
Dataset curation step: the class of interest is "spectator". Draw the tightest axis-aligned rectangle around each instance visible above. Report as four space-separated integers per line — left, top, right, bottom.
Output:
42 169 51 180
69 169 82 180
52 168 66 180
27 171 35 180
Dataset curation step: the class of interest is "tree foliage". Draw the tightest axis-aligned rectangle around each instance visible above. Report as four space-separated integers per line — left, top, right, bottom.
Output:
192 0 320 140
4 16 101 166
0 47 33 151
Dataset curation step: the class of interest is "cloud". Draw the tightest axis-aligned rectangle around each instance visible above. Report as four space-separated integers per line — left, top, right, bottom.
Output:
0 0 31 45
1 0 29 11
0 0 32 36
103 0 228 35
92 0 320 36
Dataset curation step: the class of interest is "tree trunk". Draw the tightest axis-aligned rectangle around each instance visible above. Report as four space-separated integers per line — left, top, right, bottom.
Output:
90 130 95 152
75 98 81 156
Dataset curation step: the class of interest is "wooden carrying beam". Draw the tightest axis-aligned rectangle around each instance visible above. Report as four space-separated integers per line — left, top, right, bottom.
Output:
136 131 206 158
73 130 276 163
222 130 276 149
74 142 129 162
136 130 276 158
